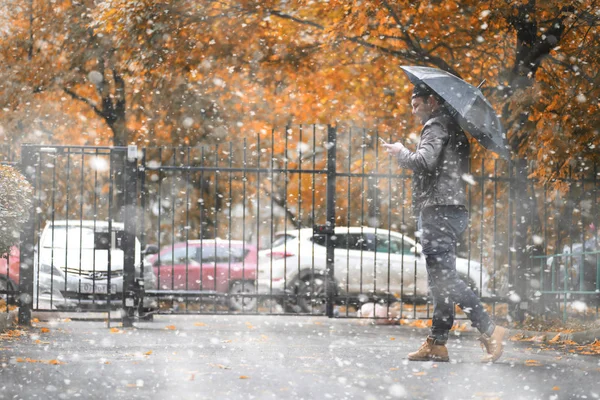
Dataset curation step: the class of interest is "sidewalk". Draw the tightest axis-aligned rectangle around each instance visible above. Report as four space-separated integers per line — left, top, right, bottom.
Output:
1 314 599 400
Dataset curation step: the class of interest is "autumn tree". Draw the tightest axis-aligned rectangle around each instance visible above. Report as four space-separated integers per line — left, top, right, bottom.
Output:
1 0 598 313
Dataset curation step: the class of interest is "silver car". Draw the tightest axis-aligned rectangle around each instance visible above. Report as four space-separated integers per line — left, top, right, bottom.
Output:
258 227 491 313
33 220 157 312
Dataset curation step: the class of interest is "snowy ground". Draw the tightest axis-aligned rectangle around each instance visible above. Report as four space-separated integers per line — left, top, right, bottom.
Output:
1 315 599 399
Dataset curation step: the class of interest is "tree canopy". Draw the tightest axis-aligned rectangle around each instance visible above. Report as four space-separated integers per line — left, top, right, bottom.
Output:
0 0 597 181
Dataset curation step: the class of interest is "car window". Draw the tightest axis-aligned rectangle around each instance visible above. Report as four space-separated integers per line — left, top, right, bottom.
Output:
311 234 327 247
376 235 413 255
312 234 346 249
338 233 369 251
197 245 250 263
160 246 194 264
313 233 371 251
270 234 296 248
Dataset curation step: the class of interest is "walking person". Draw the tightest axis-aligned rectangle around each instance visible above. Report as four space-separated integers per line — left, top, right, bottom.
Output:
383 82 507 363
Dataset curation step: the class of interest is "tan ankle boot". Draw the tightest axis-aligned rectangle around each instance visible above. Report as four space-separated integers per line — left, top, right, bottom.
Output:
408 337 449 362
479 325 507 363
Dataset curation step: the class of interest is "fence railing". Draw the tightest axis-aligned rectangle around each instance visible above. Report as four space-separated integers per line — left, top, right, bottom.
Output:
532 249 600 321
0 130 598 324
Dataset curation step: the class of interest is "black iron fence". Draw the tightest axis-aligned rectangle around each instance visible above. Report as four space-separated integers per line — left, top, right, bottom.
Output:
0 146 21 313
2 125 599 325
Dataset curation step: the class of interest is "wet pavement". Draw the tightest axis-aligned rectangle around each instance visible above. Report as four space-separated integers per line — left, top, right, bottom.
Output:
1 314 599 399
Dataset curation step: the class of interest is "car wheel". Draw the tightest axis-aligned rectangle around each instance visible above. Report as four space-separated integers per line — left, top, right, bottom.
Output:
297 275 326 314
228 281 257 312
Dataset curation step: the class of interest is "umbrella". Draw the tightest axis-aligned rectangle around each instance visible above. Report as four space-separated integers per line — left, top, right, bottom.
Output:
400 65 510 160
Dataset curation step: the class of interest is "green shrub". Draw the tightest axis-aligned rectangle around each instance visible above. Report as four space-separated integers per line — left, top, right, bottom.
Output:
0 165 33 255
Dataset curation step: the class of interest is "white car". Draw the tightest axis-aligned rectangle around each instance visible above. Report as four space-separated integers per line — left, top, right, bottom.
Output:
258 227 490 313
33 220 158 312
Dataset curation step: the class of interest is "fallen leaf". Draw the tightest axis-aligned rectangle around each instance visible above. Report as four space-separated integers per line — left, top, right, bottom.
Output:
48 359 65 365
110 328 122 334
32 318 40 323
165 325 176 330
239 375 250 379
548 334 562 343
409 320 431 329
389 367 399 371
552 386 560 391
144 351 153 356
40 327 50 333
413 371 427 376
194 322 206 327
389 337 396 341
210 363 231 370
525 359 542 366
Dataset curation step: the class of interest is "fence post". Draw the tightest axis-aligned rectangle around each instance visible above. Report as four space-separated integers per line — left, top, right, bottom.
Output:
18 145 37 327
511 158 529 322
325 125 337 318
122 146 138 327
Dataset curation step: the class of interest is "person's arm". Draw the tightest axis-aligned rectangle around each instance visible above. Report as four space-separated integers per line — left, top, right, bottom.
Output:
384 121 448 172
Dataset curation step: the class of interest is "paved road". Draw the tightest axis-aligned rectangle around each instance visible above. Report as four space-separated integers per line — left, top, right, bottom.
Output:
1 315 599 399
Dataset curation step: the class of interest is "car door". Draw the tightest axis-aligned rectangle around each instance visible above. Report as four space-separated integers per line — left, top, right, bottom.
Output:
155 245 200 290
334 232 377 295
380 234 428 297
198 245 226 292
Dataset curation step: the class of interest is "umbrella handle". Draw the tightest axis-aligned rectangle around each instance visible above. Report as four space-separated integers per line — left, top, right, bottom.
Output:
477 79 486 89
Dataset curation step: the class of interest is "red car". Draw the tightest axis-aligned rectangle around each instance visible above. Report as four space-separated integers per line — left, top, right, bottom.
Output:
148 239 258 311
0 246 19 302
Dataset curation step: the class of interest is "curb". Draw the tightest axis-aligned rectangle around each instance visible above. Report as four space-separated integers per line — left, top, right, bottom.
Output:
508 328 600 345
2 310 599 345
351 317 600 345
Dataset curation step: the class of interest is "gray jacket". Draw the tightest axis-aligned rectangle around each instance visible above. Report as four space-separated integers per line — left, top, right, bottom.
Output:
396 109 470 215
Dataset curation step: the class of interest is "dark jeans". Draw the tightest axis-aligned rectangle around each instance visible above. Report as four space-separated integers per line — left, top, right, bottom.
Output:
418 205 494 343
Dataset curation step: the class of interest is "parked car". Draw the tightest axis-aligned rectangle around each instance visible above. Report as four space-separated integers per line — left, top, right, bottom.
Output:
547 239 599 292
33 220 158 312
258 227 491 313
0 246 19 302
147 239 258 311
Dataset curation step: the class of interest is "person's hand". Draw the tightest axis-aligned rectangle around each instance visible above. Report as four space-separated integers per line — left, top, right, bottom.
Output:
382 142 407 155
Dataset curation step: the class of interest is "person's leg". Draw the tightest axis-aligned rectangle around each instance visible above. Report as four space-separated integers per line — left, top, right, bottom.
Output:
408 212 450 361
420 206 494 337
426 250 494 336
427 257 454 344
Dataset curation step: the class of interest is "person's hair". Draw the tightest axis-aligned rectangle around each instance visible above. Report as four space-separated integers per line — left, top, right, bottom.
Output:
412 84 444 106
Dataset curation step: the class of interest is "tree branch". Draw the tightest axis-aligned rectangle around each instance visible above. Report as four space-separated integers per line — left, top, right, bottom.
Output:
63 87 104 120
266 9 324 29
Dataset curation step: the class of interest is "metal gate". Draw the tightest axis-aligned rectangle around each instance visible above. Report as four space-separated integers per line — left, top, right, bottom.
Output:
17 145 143 326
13 126 597 326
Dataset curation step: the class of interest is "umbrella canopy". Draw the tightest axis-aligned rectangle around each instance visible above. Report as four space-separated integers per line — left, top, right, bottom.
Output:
400 65 510 160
